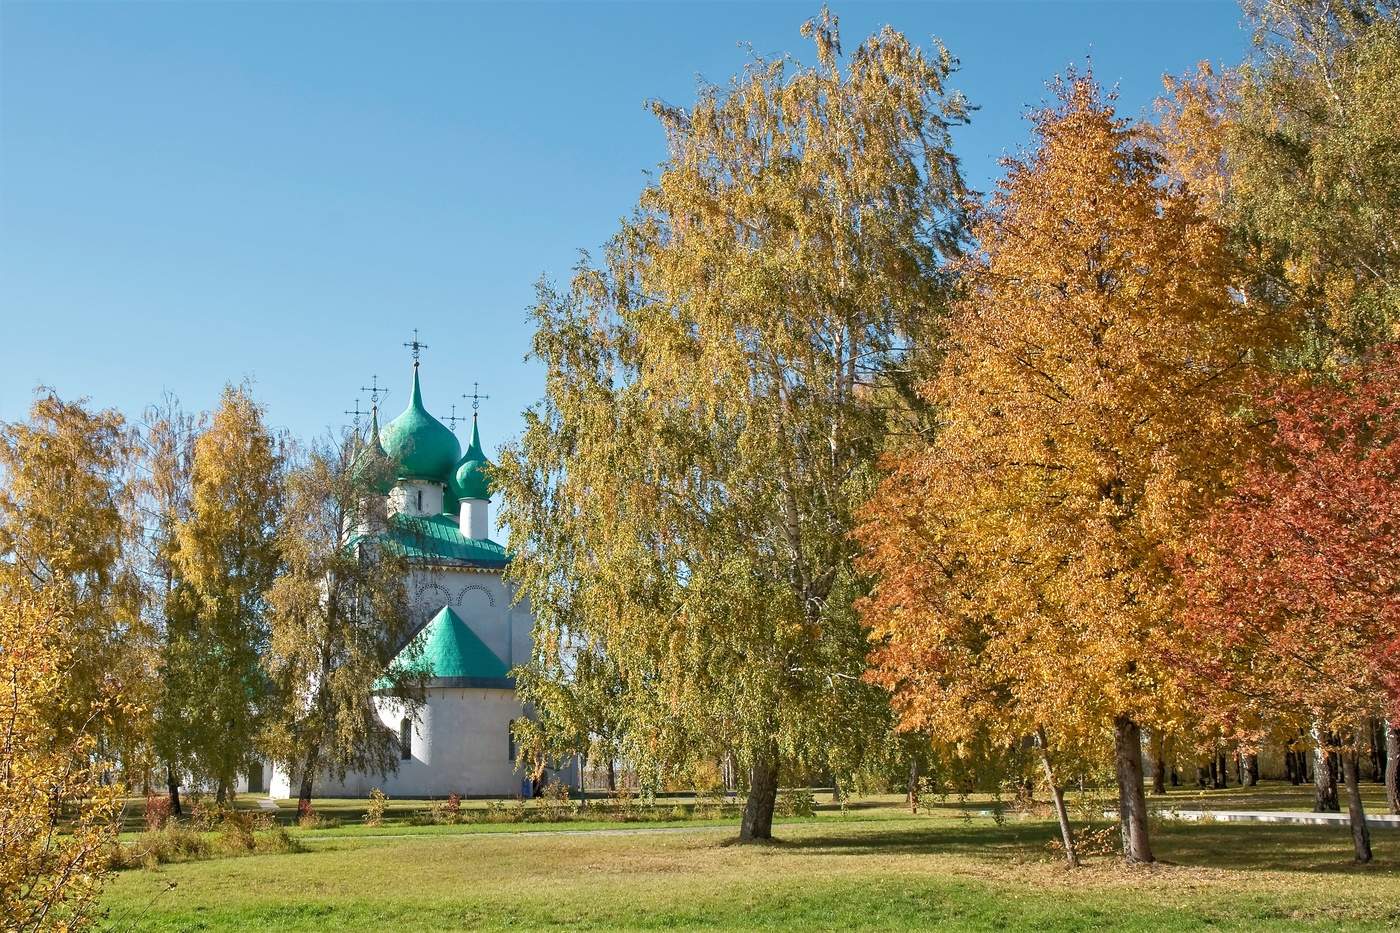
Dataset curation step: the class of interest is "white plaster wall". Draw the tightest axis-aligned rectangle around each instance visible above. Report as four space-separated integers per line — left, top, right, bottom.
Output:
460 498 489 540
314 687 528 797
389 480 444 517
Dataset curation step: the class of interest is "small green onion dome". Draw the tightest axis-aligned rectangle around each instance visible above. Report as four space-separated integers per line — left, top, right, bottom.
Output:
351 406 394 494
381 365 461 483
450 414 492 501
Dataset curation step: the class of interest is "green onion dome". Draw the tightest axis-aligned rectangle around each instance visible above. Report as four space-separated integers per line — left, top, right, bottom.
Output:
450 415 492 501
351 406 394 494
381 365 461 483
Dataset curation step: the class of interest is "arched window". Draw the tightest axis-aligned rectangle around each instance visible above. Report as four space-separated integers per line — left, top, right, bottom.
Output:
400 718 412 760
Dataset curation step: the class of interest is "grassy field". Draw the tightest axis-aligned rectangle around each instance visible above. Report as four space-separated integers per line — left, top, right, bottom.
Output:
98 783 1400 931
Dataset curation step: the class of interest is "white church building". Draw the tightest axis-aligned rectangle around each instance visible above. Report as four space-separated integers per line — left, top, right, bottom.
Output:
253 357 552 799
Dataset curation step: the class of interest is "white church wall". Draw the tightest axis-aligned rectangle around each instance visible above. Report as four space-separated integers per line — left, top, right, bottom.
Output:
389 480 444 517
407 566 528 672
460 498 489 540
314 687 527 798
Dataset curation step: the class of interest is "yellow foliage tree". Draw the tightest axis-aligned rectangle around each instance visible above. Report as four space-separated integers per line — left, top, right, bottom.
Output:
0 575 123 932
0 391 148 765
856 76 1279 864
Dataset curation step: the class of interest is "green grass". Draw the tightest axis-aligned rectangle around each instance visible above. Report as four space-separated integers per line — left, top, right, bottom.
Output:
98 784 1400 931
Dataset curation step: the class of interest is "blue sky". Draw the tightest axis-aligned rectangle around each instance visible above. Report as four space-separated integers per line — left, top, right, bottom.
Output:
0 1 1250 455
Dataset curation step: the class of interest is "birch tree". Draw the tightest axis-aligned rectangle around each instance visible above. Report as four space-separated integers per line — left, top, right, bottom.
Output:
498 8 970 841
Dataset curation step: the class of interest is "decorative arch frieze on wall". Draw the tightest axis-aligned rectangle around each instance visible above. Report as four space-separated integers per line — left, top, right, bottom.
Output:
413 581 453 622
457 583 496 608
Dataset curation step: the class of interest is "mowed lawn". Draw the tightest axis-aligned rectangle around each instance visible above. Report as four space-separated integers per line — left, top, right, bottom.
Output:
100 789 1400 931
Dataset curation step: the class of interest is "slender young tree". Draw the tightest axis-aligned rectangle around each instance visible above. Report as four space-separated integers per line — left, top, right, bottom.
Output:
857 76 1276 864
168 385 283 801
133 396 204 814
498 9 970 841
262 431 424 813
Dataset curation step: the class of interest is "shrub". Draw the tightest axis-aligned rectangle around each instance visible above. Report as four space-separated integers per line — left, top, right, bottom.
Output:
607 786 640 821
189 797 224 832
538 781 573 821
143 791 172 832
776 787 816 818
112 825 211 870
365 788 388 827
113 816 302 870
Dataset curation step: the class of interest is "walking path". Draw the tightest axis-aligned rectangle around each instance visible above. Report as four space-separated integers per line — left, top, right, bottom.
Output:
1148 808 1400 828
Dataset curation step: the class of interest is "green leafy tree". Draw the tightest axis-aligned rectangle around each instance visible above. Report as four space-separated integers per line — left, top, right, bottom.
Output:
498 9 970 841
167 385 283 801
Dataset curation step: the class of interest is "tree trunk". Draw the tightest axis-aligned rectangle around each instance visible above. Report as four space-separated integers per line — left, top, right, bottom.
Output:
1372 714 1383 778
1196 764 1210 789
1036 727 1077 868
606 757 616 793
1342 747 1373 863
1386 722 1400 815
907 758 920 813
739 750 779 843
1313 727 1341 813
1113 714 1154 864
166 765 183 816
1242 753 1259 787
1149 731 1167 796
215 778 228 806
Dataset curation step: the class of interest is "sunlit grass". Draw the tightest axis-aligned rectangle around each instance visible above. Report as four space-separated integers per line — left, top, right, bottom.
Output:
99 785 1400 931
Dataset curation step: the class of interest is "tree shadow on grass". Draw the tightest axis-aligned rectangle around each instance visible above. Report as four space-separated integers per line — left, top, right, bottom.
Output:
777 819 1400 877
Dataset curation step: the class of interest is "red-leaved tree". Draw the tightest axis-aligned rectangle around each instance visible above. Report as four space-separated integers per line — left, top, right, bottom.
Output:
1180 343 1400 863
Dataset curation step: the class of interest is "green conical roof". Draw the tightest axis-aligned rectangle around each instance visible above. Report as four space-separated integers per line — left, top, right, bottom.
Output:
351 405 393 494
450 414 492 501
381 365 461 483
401 606 509 683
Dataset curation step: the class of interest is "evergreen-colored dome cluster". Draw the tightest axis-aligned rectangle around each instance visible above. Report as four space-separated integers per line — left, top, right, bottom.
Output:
381 366 461 482
354 364 493 506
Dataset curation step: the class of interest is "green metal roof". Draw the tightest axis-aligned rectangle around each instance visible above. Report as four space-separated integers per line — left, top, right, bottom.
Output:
383 512 509 568
400 606 511 685
380 365 461 482
450 414 492 501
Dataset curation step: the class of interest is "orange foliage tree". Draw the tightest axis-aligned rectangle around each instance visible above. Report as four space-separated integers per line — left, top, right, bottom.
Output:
856 76 1278 865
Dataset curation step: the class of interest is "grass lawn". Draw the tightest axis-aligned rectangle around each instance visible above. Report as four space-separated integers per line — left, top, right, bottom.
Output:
100 783 1400 931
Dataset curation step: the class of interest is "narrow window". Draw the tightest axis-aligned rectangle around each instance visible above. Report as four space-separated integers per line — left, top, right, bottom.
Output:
508 723 516 762
400 717 412 760
416 489 423 511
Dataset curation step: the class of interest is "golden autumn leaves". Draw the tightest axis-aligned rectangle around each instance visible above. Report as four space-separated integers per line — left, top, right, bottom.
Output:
853 78 1279 865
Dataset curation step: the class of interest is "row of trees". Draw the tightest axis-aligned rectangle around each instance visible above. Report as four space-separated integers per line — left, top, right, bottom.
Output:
498 0 1400 861
0 388 424 928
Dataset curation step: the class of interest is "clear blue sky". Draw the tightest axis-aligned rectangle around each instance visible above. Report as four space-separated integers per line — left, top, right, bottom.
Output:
0 1 1250 455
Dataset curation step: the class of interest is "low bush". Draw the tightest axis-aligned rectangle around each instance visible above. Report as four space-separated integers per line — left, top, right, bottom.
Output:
364 789 388 827
113 812 302 870
143 791 172 831
777 787 816 818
